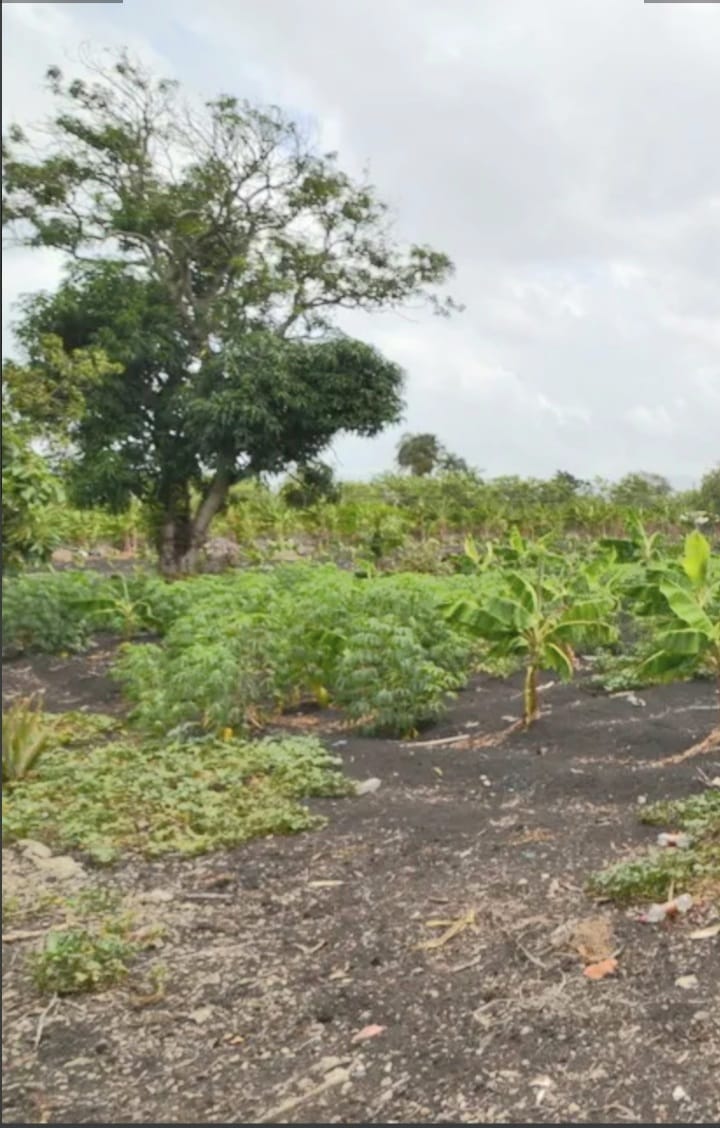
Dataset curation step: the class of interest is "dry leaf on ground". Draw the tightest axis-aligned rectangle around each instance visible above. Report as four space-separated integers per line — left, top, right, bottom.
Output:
351 1024 386 1042
551 916 615 963
583 957 618 980
417 908 476 951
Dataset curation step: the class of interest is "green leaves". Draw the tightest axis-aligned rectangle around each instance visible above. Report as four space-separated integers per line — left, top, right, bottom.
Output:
3 730 351 861
442 569 617 724
634 533 720 695
3 49 456 570
659 583 715 635
681 529 711 589
2 696 54 784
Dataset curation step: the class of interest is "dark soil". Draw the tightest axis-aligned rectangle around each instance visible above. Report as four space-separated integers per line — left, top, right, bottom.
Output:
2 650 719 1125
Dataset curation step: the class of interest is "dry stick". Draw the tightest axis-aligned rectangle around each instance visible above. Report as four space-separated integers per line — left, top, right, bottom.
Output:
255 1066 349 1124
2 929 48 944
487 908 548 971
180 892 235 902
404 733 472 749
469 719 525 749
34 994 59 1050
445 953 484 975
651 724 720 768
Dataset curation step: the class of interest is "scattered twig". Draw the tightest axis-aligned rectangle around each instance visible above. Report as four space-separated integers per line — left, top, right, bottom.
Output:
180 892 235 902
3 929 47 944
417 908 476 951
650 725 720 767
404 733 470 749
295 938 327 956
445 953 484 974
469 719 525 749
368 1073 410 1118
34 994 59 1050
254 1065 349 1123
488 907 548 971
696 767 720 788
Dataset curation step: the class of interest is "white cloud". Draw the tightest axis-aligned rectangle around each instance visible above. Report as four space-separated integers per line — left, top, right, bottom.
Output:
3 0 720 485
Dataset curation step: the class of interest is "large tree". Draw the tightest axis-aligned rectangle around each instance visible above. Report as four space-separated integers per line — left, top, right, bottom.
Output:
3 50 456 573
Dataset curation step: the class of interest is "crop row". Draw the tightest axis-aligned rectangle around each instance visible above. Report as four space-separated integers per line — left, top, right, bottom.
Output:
3 530 718 738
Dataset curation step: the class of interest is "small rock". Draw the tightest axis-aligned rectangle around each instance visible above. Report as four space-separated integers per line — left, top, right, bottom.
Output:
19 840 53 860
190 1006 213 1025
139 888 175 904
33 855 85 880
672 1085 690 1103
355 778 382 796
675 975 699 990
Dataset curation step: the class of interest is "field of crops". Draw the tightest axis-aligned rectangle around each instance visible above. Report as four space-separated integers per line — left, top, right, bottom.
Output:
3 524 719 1123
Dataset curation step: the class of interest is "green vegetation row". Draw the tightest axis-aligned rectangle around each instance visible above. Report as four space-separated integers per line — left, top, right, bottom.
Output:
4 528 719 737
4 467 720 577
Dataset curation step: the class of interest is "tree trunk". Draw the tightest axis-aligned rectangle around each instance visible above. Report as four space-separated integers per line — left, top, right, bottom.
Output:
157 469 231 577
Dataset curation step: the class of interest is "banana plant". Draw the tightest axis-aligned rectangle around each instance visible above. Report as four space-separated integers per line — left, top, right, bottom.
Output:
639 531 720 713
445 573 617 726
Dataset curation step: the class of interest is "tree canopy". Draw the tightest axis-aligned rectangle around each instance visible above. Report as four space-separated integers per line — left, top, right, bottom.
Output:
3 49 456 572
395 432 472 477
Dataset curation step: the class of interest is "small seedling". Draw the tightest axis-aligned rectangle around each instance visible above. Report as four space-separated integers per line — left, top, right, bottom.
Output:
2 695 53 783
30 925 137 996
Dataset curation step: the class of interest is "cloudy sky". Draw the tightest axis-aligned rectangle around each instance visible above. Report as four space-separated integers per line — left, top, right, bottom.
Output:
2 0 719 486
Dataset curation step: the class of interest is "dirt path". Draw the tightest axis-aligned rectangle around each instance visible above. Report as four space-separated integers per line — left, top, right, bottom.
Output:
3 660 719 1124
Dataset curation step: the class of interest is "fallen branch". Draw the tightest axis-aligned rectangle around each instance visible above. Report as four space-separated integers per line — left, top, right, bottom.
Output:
651 725 720 768
34 994 59 1050
255 1065 349 1123
3 929 47 944
180 892 234 902
469 719 525 749
404 733 471 749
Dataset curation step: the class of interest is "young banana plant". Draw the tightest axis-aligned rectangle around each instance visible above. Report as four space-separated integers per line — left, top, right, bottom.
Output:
445 573 617 726
639 531 720 718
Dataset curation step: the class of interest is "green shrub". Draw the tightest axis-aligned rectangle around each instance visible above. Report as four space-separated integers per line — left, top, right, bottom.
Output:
2 571 103 654
30 925 137 995
113 566 475 737
589 790 720 903
334 617 457 735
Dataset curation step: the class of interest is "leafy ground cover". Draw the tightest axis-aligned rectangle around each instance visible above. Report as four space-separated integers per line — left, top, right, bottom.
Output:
3 711 351 863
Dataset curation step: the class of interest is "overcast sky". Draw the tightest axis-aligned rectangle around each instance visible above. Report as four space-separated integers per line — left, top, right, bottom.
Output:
2 0 719 486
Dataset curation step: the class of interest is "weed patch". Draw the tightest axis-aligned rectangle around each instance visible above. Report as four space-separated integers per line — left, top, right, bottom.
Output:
589 789 720 903
30 925 137 996
2 733 352 862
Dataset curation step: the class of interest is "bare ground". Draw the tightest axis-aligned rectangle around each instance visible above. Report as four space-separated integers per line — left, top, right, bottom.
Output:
2 649 720 1125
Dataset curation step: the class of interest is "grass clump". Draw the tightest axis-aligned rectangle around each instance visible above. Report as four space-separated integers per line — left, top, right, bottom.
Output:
588 789 720 904
2 696 54 783
30 924 137 996
2 733 352 862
